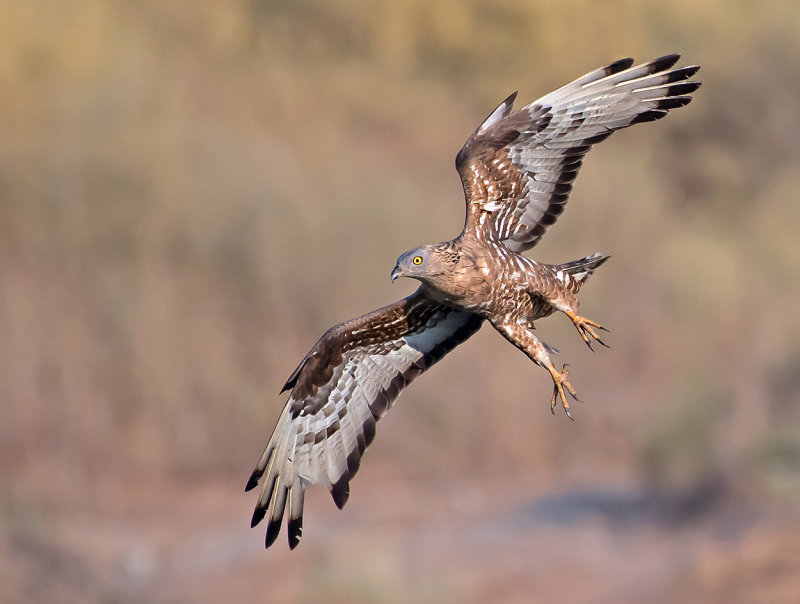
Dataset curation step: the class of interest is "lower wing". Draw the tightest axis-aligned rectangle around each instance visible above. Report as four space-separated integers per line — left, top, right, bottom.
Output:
246 288 484 549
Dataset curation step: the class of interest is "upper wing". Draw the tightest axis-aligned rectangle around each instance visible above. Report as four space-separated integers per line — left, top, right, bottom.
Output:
246 288 484 549
456 54 701 252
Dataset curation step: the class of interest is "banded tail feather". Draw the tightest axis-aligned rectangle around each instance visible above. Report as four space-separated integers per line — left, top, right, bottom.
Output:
556 252 611 285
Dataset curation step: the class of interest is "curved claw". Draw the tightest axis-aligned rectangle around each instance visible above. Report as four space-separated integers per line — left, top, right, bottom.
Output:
547 363 579 418
567 311 610 351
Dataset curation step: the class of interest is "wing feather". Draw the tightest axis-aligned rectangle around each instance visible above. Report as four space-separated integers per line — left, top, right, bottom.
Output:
246 288 483 549
457 54 701 251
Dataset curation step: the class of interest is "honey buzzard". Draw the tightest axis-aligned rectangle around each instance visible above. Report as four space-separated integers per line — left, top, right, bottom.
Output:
247 55 700 549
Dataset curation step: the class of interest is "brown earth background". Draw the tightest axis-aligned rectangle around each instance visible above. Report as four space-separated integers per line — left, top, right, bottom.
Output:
2 1 800 602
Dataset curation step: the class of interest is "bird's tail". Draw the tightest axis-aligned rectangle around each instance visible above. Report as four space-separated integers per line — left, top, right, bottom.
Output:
555 252 611 286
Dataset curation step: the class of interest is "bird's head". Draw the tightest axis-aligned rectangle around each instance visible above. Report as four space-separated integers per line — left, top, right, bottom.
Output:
391 244 453 284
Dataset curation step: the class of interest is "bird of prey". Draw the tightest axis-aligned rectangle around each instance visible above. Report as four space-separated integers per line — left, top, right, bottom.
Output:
247 55 700 549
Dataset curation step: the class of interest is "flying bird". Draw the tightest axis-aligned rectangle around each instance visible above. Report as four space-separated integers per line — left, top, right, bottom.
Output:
247 55 701 549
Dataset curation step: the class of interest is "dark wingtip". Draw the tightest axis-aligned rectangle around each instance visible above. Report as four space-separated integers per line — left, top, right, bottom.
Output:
281 354 314 394
666 65 700 83
631 109 667 124
668 81 702 96
288 517 303 550
650 54 681 73
584 131 613 145
608 58 634 74
245 472 260 492
280 373 295 394
265 518 281 548
279 376 295 394
250 506 266 529
656 96 693 110
331 476 350 510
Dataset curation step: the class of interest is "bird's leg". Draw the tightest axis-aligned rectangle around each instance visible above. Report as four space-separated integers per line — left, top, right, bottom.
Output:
492 320 580 418
564 309 609 352
544 362 580 419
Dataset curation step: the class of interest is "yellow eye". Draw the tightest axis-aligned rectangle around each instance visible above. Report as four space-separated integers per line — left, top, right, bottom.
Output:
412 255 423 265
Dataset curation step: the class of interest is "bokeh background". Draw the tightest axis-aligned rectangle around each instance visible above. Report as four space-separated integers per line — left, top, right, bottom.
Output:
2 1 800 602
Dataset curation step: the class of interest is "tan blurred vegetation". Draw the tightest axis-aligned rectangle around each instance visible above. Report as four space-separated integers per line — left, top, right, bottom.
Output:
2 0 800 602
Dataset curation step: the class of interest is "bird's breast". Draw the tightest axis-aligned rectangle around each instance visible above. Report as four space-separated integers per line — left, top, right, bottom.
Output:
427 252 506 312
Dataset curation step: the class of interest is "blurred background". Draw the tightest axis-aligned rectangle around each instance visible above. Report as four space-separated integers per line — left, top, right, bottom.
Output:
2 0 799 602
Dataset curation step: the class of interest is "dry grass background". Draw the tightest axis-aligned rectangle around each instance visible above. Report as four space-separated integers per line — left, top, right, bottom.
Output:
2 1 800 602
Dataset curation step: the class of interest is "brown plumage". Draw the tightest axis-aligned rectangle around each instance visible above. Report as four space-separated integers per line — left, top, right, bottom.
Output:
247 55 701 549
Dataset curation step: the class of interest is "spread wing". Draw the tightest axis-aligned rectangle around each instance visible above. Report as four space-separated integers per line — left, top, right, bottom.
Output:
456 54 701 252
246 288 484 549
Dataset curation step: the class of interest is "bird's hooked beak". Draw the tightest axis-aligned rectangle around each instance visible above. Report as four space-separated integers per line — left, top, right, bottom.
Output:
390 264 402 282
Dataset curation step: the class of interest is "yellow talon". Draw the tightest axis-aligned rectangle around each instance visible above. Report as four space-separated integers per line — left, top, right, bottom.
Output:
546 363 579 419
565 311 609 351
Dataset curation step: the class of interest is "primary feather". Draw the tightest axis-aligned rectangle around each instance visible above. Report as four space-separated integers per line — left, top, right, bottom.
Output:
457 54 700 251
248 55 700 549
